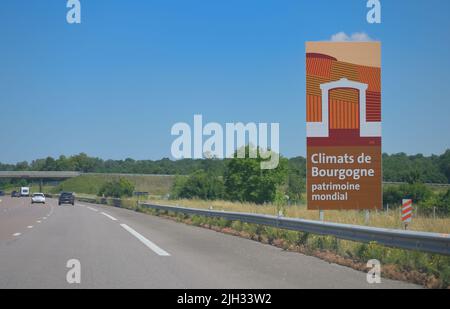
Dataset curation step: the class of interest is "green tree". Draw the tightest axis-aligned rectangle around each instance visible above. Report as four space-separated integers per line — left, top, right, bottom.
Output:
405 169 421 184
56 155 76 171
98 178 134 198
382 152 447 184
224 146 288 204
286 172 305 203
73 153 102 172
438 189 450 213
15 161 29 171
42 157 57 171
439 149 450 183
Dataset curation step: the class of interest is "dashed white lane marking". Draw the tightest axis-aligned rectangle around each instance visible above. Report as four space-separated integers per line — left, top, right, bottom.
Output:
46 205 54 217
36 220 41 223
120 224 170 257
27 226 33 229
42 217 47 220
13 233 21 237
101 212 118 221
87 207 99 212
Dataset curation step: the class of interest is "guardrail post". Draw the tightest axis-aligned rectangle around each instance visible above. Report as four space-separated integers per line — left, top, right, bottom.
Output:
319 210 324 222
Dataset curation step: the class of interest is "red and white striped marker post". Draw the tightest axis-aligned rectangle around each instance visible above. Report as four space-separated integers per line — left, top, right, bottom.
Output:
402 199 413 229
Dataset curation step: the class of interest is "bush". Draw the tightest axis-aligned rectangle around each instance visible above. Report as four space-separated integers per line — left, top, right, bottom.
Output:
418 190 450 216
383 186 404 206
98 178 134 198
231 221 243 232
191 215 203 226
170 170 224 200
438 189 450 212
286 172 305 203
399 183 432 203
383 183 433 206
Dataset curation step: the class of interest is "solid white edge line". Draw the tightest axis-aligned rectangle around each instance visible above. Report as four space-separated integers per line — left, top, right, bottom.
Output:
120 224 170 256
101 212 118 221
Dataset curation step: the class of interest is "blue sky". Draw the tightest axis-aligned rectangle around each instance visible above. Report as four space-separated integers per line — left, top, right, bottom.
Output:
1 0 449 163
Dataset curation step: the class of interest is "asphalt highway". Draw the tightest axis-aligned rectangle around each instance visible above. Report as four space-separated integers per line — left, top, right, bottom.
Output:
0 196 420 289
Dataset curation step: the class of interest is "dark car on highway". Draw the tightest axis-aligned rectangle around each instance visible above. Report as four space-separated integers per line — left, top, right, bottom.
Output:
0 190 4 196
11 191 20 198
58 192 75 206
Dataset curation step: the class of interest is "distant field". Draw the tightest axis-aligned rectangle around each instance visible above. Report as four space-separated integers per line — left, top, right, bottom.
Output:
50 174 175 196
383 182 450 194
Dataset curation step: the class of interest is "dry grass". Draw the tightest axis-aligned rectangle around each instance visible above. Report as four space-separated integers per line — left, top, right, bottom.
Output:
150 198 450 234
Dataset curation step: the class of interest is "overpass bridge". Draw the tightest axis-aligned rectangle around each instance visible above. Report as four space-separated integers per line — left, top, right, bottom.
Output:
0 171 174 192
0 171 81 192
0 171 81 179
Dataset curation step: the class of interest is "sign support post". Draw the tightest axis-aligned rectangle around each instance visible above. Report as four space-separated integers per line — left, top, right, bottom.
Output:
365 210 370 225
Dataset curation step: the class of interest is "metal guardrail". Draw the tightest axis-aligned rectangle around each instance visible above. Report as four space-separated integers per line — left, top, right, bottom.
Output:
139 202 450 256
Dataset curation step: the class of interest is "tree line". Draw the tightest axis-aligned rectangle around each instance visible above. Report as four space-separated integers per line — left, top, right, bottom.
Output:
169 148 450 214
1 149 450 212
1 150 449 184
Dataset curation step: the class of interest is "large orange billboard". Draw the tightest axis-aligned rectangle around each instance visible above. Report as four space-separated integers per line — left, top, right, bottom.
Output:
306 42 382 210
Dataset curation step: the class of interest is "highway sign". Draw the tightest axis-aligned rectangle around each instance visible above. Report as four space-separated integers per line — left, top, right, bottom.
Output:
306 42 382 210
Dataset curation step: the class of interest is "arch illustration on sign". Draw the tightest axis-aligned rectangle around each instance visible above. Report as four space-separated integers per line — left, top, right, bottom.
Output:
307 78 381 138
306 42 382 210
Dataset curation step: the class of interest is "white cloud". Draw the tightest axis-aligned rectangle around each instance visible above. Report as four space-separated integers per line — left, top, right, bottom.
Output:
330 32 374 42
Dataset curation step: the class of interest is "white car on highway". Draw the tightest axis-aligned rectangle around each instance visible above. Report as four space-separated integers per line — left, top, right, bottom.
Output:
31 193 46 204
